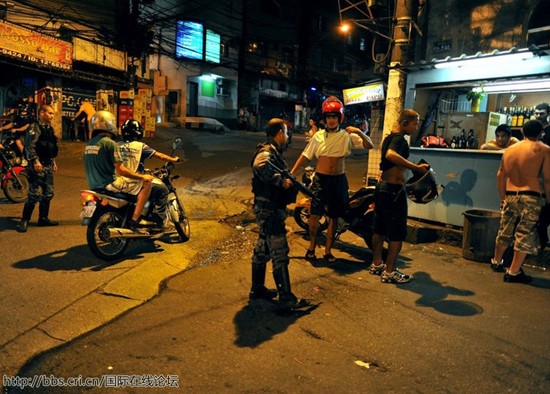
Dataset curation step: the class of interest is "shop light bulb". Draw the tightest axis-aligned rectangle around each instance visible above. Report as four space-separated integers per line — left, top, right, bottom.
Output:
480 79 550 93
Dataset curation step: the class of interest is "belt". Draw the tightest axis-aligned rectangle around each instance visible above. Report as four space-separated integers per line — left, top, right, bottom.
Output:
505 190 543 197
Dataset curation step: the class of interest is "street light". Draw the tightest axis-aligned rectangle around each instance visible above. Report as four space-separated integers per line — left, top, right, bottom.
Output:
338 19 392 41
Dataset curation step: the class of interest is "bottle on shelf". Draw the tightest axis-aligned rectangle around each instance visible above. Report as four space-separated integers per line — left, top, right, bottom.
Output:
458 129 466 149
524 107 531 121
466 129 476 149
517 107 525 127
506 108 513 126
450 136 458 149
511 107 518 127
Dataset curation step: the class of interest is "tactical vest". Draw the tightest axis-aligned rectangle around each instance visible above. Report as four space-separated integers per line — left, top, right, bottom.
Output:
251 143 291 208
36 124 58 161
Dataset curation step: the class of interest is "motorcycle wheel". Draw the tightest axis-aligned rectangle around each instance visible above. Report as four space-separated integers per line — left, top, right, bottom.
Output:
86 207 129 261
293 206 329 232
172 197 190 242
3 171 29 203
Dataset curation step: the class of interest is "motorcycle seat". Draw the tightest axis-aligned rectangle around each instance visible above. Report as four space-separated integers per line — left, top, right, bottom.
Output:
349 186 375 201
92 188 137 203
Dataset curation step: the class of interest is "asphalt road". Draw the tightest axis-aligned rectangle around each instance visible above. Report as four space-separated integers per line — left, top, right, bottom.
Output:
1 126 549 393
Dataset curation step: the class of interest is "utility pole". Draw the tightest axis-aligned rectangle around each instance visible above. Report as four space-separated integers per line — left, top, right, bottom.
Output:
366 0 418 181
383 0 416 136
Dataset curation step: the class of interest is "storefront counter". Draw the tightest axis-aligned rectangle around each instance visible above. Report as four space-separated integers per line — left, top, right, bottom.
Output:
408 147 502 227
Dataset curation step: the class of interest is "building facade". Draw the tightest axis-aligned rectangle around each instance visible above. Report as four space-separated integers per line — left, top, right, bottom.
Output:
0 0 142 138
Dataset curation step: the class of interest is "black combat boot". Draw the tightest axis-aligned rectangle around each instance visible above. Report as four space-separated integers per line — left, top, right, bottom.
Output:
249 264 277 301
16 203 35 233
273 265 309 309
37 200 58 226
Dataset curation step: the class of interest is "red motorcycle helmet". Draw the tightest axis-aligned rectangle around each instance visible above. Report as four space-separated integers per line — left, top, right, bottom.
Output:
322 96 345 123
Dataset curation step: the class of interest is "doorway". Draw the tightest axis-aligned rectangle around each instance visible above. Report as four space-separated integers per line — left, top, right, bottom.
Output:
187 82 198 117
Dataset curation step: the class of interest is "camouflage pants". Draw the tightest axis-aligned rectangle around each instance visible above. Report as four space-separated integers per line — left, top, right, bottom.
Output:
496 194 544 255
27 165 54 205
252 206 289 271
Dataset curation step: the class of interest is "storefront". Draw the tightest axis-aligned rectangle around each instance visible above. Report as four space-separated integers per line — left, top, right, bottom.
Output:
0 21 154 140
399 47 550 229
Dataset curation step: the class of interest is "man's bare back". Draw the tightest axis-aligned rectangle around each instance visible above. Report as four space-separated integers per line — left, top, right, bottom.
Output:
500 139 550 193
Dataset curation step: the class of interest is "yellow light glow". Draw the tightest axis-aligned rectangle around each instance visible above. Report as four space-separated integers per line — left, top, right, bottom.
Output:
339 23 351 33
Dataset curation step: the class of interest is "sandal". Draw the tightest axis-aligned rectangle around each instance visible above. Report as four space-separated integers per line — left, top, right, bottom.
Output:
305 249 317 261
323 253 337 263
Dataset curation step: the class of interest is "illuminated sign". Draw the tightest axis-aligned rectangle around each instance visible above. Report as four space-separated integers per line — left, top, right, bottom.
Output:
176 21 204 60
0 21 72 70
343 83 385 105
205 29 221 63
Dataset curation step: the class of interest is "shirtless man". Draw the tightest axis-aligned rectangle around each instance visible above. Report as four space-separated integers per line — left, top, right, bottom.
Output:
490 120 550 283
290 96 373 263
480 124 520 150
369 109 429 283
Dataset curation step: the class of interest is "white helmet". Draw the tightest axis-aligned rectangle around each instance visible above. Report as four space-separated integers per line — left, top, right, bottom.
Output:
90 110 118 136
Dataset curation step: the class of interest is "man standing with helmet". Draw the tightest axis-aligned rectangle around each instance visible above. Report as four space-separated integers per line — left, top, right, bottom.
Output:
290 96 373 263
251 118 307 309
118 119 180 227
83 111 154 231
369 109 429 283
16 105 58 233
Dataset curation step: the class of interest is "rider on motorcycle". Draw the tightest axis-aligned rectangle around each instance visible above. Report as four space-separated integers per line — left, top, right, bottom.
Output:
83 111 154 231
119 119 180 227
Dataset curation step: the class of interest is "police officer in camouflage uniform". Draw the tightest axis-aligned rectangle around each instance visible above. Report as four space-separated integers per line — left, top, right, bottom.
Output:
16 105 59 233
250 118 306 309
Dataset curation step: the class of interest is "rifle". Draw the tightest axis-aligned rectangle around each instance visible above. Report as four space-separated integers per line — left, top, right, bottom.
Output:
266 161 316 200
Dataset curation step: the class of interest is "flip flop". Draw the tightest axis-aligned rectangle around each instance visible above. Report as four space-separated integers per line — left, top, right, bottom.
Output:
323 253 337 263
305 249 317 261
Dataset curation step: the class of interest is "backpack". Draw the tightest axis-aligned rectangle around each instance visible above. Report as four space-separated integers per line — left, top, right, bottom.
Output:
421 135 447 148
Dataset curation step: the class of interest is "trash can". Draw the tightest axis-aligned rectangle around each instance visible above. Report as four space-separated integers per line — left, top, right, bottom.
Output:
462 209 501 262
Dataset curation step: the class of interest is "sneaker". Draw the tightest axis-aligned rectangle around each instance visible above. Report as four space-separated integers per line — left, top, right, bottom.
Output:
490 258 505 272
381 269 413 284
503 268 532 284
368 262 386 275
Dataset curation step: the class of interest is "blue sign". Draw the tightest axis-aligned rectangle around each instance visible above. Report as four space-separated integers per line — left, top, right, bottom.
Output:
176 21 204 60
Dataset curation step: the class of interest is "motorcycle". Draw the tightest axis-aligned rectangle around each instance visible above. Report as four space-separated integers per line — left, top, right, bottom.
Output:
80 138 190 261
272 163 377 250
293 182 377 250
0 136 29 203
